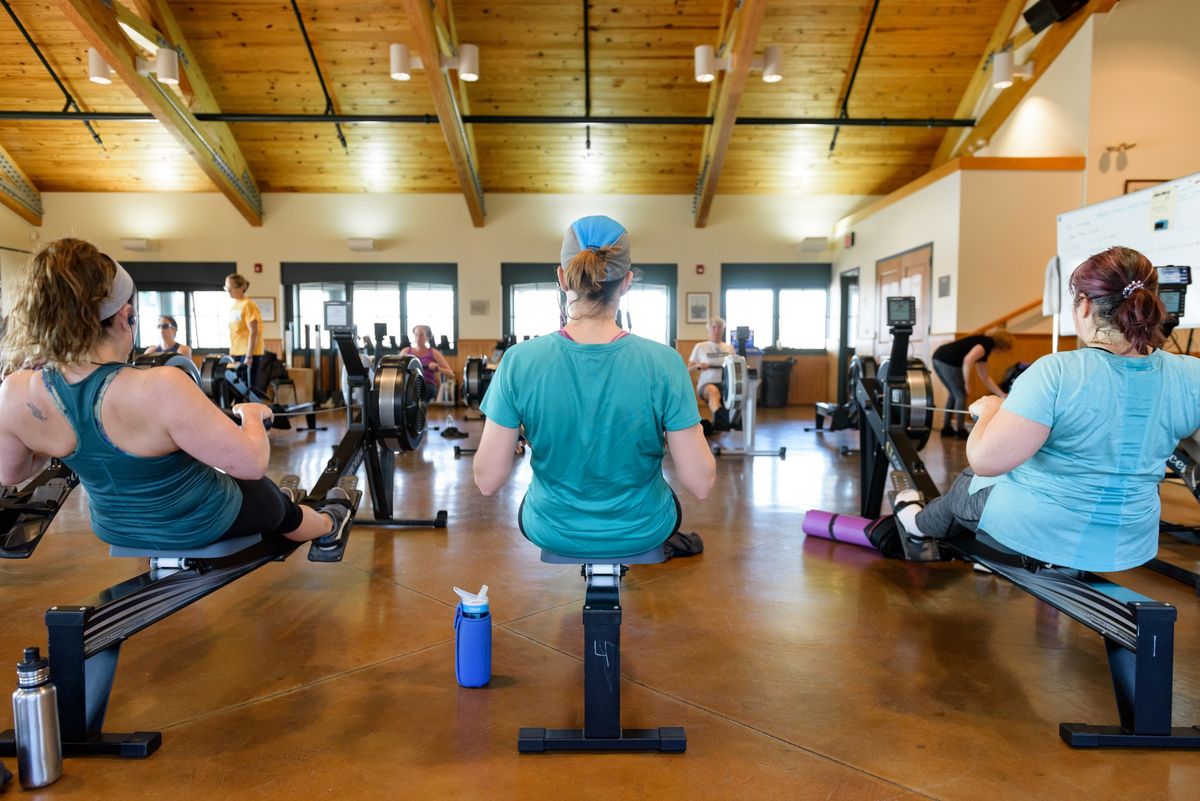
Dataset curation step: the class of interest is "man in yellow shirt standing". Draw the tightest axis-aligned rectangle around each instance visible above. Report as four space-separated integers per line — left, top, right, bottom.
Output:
224 273 264 387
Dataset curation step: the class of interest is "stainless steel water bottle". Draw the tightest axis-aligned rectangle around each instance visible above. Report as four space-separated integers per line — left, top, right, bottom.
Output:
12 647 62 789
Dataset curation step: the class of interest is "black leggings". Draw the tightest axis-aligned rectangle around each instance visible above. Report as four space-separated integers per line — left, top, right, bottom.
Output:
212 477 306 543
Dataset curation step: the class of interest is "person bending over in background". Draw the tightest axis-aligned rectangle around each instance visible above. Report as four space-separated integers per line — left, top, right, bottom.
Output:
473 215 715 559
400 324 455 402
688 317 736 436
931 327 1015 437
0 239 350 554
224 272 264 388
144 314 192 357
894 246 1200 573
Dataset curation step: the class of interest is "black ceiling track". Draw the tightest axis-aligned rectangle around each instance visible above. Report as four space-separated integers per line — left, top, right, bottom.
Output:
0 110 976 127
829 0 881 156
0 0 104 149
289 0 347 151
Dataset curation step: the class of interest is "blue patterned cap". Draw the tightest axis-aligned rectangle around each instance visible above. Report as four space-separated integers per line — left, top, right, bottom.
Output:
560 215 631 281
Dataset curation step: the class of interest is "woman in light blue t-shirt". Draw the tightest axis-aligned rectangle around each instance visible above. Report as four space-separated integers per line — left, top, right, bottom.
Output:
473 216 716 559
896 246 1200 572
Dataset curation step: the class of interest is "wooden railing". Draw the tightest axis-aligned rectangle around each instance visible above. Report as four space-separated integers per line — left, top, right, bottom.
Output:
968 298 1042 335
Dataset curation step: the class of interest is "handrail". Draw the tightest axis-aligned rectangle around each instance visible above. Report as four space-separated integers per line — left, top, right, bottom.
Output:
969 298 1041 335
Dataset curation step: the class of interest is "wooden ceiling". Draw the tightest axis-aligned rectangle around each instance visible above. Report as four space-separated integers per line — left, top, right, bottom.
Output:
0 0 1022 223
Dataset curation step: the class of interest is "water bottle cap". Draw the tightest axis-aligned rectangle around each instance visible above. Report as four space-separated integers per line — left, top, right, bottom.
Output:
17 647 47 673
453 584 489 613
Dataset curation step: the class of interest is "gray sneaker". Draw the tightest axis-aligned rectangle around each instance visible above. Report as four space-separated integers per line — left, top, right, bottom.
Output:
278 474 302 503
315 487 352 549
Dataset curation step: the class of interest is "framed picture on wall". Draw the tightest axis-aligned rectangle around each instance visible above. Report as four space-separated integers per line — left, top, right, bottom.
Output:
686 292 711 325
253 297 276 322
1124 179 1167 195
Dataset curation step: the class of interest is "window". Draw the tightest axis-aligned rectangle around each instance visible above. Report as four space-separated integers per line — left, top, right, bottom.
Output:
281 264 457 353
502 263 677 344
510 282 561 341
136 290 187 349
721 263 831 353
406 283 455 348
296 282 347 349
619 283 671 345
352 282 401 344
778 289 828 350
190 291 231 349
724 288 775 350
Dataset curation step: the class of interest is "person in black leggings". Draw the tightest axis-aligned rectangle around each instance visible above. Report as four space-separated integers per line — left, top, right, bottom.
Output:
931 328 1013 437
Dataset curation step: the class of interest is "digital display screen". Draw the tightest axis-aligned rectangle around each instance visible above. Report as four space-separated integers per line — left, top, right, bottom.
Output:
1160 288 1184 315
1157 265 1191 286
324 301 352 329
886 296 916 326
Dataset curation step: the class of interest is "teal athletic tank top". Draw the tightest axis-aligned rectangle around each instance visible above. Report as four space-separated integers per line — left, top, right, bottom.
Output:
43 363 241 550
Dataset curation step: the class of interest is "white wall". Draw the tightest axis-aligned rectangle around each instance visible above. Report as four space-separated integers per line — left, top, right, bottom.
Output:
958 169 1084 332
832 171 962 353
27 192 868 342
1086 0 1200 203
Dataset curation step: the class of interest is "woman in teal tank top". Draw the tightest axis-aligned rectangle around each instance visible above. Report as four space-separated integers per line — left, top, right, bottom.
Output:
473 215 716 559
0 238 349 552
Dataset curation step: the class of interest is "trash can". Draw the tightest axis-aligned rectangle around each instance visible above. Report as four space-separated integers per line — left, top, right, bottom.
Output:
762 359 796 407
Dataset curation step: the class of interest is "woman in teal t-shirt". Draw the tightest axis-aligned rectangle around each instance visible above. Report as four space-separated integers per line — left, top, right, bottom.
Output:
0 238 350 552
473 215 716 559
895 246 1200 572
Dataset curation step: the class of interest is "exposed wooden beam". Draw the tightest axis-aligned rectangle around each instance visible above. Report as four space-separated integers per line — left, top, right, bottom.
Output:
693 0 767 228
53 0 263 226
406 0 485 227
114 3 196 106
950 0 1117 160
0 142 43 225
931 0 1026 167
433 0 479 174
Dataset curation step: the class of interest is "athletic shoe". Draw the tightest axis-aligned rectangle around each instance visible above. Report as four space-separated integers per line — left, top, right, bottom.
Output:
713 407 731 431
278 474 302 503
315 487 353 549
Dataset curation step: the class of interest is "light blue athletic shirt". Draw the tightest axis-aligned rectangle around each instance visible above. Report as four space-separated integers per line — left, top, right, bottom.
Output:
479 333 700 558
971 348 1200 571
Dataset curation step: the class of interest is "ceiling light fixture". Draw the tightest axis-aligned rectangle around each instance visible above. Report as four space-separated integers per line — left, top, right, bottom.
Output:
88 47 113 85
389 42 480 83
347 237 377 252
991 50 1034 90
694 44 783 84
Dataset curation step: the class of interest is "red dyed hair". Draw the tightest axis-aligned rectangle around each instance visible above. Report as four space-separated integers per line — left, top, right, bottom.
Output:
1069 246 1165 355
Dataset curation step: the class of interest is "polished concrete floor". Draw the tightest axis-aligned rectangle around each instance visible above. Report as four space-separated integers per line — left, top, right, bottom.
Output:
2 407 1200 800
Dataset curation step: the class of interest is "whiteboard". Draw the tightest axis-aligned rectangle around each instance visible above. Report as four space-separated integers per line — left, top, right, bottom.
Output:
1056 171 1200 334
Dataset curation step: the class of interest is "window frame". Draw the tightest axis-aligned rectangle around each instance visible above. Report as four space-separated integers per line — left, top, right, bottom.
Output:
281 263 458 355
501 262 677 344
719 263 832 356
124 261 236 355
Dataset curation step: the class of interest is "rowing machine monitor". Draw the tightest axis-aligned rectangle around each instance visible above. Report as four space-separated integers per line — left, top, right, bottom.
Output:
1157 265 1191 336
886 296 917 330
324 301 354 336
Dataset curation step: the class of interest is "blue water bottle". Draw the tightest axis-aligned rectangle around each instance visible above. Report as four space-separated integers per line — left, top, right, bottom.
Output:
453 585 491 687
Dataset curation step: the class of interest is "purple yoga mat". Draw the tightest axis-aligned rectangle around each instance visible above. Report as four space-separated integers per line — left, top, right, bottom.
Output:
802 509 874 549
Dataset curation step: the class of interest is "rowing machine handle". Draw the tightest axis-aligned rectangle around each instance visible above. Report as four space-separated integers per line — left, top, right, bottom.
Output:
223 409 274 431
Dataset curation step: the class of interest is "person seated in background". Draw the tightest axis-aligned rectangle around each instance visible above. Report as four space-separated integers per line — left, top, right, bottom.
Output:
0 239 351 554
473 215 714 560
688 317 736 435
931 327 1015 437
399 324 455 402
143 315 192 357
893 246 1200 573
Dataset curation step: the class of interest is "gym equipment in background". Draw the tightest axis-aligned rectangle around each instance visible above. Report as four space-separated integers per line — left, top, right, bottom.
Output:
711 326 785 459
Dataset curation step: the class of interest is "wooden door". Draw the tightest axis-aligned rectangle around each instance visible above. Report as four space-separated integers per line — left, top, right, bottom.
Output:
875 244 931 362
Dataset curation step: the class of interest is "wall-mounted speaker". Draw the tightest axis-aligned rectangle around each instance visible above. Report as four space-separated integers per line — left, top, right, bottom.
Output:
1023 0 1087 35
